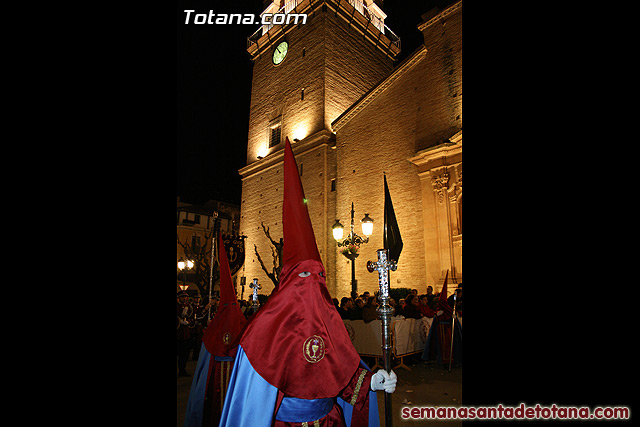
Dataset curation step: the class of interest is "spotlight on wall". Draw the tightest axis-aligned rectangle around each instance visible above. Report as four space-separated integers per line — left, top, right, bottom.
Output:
257 146 269 159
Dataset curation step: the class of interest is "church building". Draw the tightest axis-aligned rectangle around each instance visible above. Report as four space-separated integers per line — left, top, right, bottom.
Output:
238 0 461 299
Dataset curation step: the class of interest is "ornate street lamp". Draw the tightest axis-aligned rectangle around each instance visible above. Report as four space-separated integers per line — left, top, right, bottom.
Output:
177 257 194 291
332 202 373 294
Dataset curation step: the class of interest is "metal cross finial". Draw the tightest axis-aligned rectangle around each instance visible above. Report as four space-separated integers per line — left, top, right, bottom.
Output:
250 278 261 313
367 249 397 300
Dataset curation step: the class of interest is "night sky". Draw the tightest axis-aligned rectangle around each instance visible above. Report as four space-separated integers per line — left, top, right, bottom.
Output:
177 0 455 206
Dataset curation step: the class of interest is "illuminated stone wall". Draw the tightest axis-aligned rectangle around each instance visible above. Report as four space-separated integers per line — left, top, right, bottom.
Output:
332 1 462 297
238 1 462 298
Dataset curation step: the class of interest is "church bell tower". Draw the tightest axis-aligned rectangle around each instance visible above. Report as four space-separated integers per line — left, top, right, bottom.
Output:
239 0 401 296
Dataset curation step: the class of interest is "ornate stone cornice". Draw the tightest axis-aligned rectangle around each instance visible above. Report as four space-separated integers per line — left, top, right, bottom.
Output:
409 131 462 177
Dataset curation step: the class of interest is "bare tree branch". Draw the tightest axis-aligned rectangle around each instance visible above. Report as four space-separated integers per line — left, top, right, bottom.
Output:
261 223 279 248
254 243 277 286
253 222 283 288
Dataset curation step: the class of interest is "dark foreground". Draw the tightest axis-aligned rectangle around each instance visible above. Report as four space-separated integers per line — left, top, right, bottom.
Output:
177 354 462 426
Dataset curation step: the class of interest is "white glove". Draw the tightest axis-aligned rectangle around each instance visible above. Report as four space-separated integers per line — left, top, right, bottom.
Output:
370 370 397 393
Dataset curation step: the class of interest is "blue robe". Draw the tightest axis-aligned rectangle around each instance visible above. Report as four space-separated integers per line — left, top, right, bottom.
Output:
184 342 234 427
422 317 462 365
184 342 211 427
219 345 380 426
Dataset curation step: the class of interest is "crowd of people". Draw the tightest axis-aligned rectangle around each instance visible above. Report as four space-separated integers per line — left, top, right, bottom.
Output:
334 283 463 323
178 283 462 376
176 290 267 376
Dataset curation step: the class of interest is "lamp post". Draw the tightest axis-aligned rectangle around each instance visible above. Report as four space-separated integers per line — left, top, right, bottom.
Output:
332 202 373 295
177 257 194 291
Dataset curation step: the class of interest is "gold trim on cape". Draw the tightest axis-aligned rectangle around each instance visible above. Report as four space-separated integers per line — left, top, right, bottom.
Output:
350 370 368 406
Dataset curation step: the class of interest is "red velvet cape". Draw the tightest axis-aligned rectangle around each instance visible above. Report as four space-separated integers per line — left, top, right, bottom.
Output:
239 138 362 399
239 259 361 399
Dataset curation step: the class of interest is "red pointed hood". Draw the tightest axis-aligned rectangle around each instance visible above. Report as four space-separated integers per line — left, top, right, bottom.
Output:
238 137 361 399
202 233 246 357
280 137 322 279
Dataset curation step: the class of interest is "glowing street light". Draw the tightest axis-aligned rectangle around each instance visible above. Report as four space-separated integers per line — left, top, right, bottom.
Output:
332 202 373 294
177 257 195 290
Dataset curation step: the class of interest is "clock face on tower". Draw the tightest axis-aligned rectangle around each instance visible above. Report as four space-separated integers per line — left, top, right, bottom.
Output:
272 41 288 65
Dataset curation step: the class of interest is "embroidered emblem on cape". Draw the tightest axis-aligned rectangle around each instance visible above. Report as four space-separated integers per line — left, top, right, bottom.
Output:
303 335 325 363
223 332 231 345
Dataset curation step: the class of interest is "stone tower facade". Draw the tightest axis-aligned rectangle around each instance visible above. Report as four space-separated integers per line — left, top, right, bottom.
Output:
239 0 400 296
239 0 462 299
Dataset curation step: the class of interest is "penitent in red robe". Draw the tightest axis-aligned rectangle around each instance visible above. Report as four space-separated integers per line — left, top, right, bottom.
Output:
184 233 246 427
218 137 380 427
